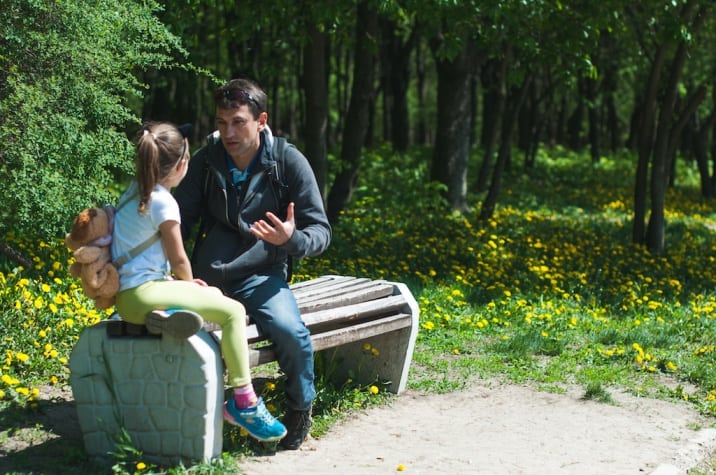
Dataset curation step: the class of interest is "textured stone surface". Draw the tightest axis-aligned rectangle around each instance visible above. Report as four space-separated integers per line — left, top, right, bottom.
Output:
68 277 420 467
69 322 224 466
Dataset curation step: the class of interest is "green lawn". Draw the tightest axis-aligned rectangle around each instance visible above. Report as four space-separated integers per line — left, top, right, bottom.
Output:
2 145 716 473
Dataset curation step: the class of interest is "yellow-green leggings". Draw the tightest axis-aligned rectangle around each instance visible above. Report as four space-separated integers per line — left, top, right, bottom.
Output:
116 279 250 387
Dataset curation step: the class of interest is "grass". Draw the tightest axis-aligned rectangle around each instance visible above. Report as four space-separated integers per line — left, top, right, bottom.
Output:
3 144 716 473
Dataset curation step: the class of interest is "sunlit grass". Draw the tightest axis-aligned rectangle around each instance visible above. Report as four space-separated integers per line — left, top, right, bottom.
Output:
300 145 716 415
3 144 716 471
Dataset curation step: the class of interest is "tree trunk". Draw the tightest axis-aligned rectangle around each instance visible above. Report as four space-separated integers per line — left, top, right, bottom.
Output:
326 0 377 224
586 76 601 162
380 19 414 153
480 74 533 220
632 47 665 245
302 24 329 200
567 78 585 150
695 108 716 197
644 1 706 254
430 37 476 213
476 58 506 192
414 36 429 145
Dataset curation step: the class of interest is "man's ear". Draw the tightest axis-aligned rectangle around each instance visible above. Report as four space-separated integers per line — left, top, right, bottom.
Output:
258 111 268 131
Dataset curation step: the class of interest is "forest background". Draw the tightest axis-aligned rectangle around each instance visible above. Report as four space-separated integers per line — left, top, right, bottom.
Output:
4 1 716 473
2 0 716 258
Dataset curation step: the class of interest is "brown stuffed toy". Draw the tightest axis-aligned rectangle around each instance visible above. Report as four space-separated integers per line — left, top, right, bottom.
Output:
65 206 119 310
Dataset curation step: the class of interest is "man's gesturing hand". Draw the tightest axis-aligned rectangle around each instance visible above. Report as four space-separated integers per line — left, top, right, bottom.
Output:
249 202 296 246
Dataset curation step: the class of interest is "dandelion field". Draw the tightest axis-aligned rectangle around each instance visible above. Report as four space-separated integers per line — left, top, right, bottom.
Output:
3 145 716 472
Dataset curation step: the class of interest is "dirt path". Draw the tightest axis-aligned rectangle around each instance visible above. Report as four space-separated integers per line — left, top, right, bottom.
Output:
238 382 716 475
3 381 716 474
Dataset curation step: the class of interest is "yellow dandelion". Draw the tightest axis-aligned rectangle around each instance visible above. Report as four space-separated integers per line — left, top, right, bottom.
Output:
16 352 29 363
371 347 380 356
136 462 147 470
363 342 372 351
0 389 5 399
264 381 276 391
369 385 379 395
397 463 406 471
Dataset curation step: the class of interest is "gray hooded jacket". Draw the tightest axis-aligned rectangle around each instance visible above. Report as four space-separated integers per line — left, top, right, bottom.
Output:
174 128 331 291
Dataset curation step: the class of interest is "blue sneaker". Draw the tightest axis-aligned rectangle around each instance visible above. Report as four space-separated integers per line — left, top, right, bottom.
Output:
224 397 287 442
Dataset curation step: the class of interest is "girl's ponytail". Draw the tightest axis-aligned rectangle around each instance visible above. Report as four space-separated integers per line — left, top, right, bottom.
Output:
134 123 188 214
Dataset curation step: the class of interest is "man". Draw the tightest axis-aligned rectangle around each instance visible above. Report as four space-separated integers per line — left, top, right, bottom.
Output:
174 78 331 450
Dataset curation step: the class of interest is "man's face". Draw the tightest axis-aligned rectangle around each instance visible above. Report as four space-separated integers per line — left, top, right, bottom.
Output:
215 105 266 163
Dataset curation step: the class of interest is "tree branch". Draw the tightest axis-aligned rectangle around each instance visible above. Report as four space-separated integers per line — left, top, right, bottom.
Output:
0 241 32 269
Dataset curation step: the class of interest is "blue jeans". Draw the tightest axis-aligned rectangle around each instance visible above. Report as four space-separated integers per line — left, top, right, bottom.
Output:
229 274 315 411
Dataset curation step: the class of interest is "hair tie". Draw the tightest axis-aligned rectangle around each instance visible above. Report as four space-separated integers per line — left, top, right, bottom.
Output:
143 129 157 141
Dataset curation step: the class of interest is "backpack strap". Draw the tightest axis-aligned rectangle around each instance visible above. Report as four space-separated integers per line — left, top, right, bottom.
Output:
270 136 293 281
111 190 161 269
112 232 161 269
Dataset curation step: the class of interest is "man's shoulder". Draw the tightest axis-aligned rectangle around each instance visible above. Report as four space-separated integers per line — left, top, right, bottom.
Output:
273 136 303 163
191 132 223 164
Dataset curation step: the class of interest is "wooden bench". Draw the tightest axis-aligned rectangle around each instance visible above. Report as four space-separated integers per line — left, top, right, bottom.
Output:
69 275 419 465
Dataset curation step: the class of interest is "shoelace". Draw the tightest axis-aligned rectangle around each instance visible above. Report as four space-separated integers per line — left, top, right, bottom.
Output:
254 401 278 425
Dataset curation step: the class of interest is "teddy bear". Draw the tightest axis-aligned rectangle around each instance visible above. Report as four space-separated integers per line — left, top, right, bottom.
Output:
65 206 119 310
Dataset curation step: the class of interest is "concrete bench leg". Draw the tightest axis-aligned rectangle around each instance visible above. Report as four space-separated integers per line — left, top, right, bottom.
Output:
322 282 420 394
69 322 224 466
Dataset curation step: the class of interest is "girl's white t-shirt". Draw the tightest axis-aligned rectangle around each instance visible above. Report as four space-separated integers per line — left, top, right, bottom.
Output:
111 181 180 291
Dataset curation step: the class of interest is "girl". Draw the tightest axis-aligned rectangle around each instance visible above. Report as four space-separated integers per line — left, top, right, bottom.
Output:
111 122 286 442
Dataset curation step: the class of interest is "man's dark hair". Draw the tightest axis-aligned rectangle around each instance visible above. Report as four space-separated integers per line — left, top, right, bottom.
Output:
213 78 267 119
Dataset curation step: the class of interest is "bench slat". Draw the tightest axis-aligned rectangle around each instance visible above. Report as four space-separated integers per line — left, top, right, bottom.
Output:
292 277 372 300
248 312 413 367
289 275 359 293
228 294 408 343
301 294 407 331
297 282 396 313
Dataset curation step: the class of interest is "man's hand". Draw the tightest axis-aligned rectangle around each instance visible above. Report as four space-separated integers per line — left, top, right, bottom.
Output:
249 202 296 246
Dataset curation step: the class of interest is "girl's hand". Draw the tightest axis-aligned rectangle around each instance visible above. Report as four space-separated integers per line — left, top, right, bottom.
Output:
193 278 208 286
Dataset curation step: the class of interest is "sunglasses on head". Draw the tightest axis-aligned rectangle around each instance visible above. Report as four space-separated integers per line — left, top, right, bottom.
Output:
218 88 258 107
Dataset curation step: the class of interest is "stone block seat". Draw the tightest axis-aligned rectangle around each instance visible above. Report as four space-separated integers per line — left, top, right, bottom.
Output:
69 275 419 465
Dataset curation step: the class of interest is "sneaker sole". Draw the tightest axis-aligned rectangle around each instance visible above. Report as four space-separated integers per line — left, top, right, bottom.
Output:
223 407 288 442
145 310 203 339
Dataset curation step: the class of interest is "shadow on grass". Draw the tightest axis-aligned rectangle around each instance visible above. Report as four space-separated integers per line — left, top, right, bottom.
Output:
0 396 107 474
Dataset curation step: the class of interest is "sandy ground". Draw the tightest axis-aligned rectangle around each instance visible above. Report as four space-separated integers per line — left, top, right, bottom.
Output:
238 382 716 475
3 381 716 475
